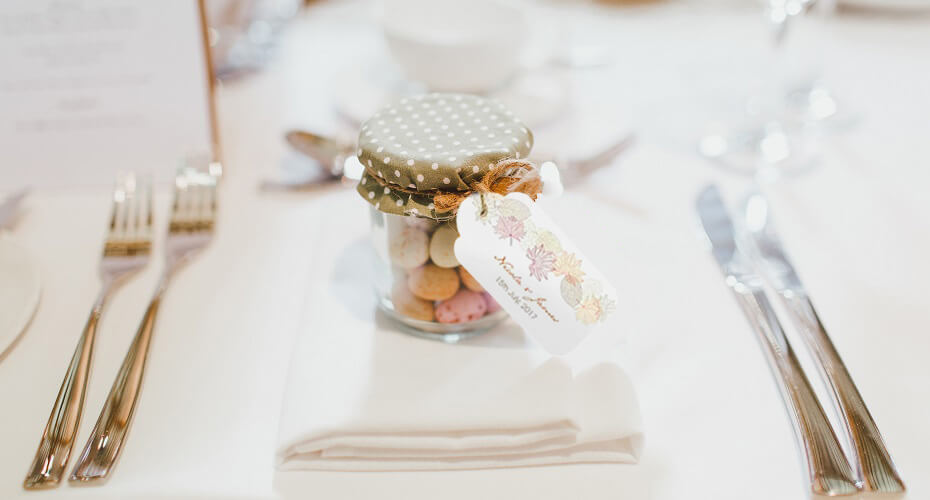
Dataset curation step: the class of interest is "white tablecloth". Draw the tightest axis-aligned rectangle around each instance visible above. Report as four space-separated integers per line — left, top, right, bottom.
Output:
1 1 928 499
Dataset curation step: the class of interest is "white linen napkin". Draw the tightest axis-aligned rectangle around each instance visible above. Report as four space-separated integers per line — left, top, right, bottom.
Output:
276 197 643 471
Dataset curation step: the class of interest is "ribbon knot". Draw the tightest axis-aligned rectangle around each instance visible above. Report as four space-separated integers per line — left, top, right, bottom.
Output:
430 159 543 213
366 158 543 216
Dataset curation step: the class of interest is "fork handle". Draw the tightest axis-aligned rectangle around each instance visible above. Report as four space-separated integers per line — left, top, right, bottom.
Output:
23 292 107 489
69 290 162 483
780 291 906 493
730 287 859 496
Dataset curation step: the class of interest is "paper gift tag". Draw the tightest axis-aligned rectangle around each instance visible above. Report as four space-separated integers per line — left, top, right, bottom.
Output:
455 192 619 354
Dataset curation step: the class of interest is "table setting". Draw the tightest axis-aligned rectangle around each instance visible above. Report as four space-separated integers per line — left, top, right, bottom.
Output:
1 0 929 499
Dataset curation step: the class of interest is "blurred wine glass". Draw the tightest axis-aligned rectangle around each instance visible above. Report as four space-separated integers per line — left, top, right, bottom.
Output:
206 0 301 80
779 0 847 127
699 0 845 180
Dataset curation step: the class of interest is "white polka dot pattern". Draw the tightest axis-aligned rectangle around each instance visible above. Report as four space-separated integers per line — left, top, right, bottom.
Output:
356 93 533 221
358 93 532 190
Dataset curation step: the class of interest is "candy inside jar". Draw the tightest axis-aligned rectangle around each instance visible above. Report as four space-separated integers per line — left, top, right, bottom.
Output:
370 211 504 338
356 92 537 340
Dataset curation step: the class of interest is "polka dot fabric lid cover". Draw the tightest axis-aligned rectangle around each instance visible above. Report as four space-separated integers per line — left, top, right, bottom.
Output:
356 93 533 220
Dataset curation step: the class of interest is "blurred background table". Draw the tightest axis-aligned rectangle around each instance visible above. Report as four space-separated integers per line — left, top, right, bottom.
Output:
1 1 928 499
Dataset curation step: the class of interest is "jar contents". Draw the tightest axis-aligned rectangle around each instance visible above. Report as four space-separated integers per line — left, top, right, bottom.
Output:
371 212 504 332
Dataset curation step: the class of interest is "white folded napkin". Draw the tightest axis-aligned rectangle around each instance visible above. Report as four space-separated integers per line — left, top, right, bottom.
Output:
276 198 643 471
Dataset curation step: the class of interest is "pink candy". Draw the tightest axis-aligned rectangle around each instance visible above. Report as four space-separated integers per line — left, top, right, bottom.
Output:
435 290 487 324
482 292 501 313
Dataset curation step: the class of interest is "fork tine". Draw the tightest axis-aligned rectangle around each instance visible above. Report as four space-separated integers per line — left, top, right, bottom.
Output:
192 183 204 222
182 178 196 222
133 177 151 241
123 176 137 238
171 172 188 220
170 180 182 222
170 173 190 228
104 174 154 255
167 168 217 232
109 176 131 239
190 184 203 223
206 182 217 220
131 181 141 239
184 175 198 220
171 187 181 220
144 180 154 232
199 183 213 221
108 186 122 234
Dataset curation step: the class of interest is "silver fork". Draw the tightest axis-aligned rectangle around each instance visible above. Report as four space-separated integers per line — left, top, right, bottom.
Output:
69 167 217 483
24 175 152 489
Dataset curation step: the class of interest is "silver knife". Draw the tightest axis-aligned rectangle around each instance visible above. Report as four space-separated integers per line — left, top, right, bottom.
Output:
696 185 859 496
0 188 29 230
743 191 906 493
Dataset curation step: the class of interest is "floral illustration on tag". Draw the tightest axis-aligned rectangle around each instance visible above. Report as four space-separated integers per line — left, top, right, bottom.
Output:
477 194 616 324
526 244 556 281
553 252 585 285
494 215 526 244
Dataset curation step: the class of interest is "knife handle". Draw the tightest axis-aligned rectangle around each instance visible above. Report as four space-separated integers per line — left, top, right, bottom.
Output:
779 291 906 493
729 286 859 496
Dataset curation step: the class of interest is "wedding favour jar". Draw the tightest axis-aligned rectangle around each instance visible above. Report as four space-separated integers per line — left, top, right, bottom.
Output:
354 93 538 341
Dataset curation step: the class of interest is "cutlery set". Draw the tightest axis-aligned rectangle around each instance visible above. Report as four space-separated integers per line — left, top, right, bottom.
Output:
696 185 905 496
23 168 218 489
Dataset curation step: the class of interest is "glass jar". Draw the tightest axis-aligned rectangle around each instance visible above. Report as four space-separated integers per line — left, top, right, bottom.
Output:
354 92 534 340
369 209 506 341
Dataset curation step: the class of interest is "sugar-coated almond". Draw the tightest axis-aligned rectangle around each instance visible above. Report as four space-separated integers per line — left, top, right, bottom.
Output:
392 282 435 322
482 292 502 314
428 225 460 268
458 266 484 292
436 290 488 324
405 216 439 233
407 264 460 301
388 226 430 269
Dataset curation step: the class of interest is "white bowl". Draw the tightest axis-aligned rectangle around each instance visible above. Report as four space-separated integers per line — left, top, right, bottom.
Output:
380 0 528 92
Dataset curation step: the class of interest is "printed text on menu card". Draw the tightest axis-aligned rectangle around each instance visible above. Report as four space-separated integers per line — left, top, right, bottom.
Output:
0 0 215 187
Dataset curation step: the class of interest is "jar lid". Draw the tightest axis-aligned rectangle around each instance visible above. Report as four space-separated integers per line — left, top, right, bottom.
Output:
356 93 533 220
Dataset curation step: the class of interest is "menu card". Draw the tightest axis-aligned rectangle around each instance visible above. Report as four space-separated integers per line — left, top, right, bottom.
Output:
0 0 218 188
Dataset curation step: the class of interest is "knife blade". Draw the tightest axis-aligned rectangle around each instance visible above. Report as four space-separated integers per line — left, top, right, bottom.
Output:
742 191 906 493
696 185 858 496
0 188 29 230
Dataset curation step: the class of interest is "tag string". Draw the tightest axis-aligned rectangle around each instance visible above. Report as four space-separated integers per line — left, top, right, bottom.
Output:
479 192 489 218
